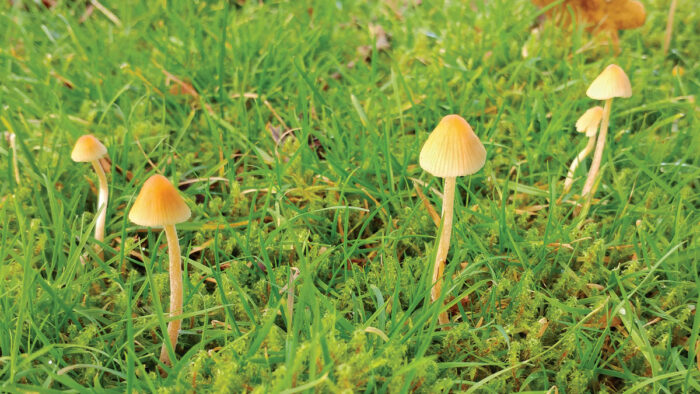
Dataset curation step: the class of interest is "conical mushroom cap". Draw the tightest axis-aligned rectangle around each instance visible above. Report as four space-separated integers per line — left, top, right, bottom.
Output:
71 135 107 162
586 64 632 100
419 115 486 178
576 106 604 137
129 174 191 227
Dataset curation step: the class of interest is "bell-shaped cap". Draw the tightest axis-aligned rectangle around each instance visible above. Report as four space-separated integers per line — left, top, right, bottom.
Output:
576 106 604 137
129 174 191 227
71 135 107 162
419 114 486 178
586 64 632 100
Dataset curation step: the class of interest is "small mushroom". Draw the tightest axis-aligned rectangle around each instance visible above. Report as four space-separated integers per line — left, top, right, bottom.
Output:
71 135 109 259
581 64 632 197
563 106 603 194
128 174 191 367
419 115 486 326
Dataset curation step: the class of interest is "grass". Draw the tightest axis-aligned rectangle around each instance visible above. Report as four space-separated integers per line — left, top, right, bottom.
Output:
0 0 698 392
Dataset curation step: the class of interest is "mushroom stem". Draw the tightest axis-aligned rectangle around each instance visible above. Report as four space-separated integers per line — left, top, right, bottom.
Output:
90 159 108 260
582 98 612 197
431 176 455 326
563 136 596 194
159 224 183 367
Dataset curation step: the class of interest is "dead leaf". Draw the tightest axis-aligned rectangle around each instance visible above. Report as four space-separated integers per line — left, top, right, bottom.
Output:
371 24 391 52
537 317 549 338
162 69 214 114
532 0 646 52
358 24 391 60
584 311 622 329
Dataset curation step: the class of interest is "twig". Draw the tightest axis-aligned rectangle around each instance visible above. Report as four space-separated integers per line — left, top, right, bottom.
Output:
90 0 122 27
413 181 440 228
663 0 678 55
133 136 161 174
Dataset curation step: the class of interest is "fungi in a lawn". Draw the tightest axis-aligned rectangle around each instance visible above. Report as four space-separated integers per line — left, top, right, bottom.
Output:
128 174 191 367
564 106 603 194
581 64 631 197
72 135 109 259
419 114 486 326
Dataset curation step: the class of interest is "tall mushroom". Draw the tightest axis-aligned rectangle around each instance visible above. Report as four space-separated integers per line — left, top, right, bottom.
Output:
581 64 631 197
128 174 191 367
563 106 603 194
71 135 109 260
419 114 486 325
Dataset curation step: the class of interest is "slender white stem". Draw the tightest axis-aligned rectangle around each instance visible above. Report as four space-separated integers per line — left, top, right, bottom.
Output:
91 160 108 260
160 224 183 367
582 98 612 197
563 136 596 194
431 176 455 326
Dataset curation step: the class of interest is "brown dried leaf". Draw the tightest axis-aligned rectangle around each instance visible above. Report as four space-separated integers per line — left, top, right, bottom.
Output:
533 0 645 31
533 0 645 51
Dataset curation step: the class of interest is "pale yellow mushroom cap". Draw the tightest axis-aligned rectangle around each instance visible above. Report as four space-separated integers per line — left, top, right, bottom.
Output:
586 64 632 100
419 114 486 178
129 174 191 227
575 106 604 137
71 135 107 162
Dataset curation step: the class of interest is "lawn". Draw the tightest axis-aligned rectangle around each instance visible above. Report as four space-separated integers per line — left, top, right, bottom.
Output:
0 0 698 392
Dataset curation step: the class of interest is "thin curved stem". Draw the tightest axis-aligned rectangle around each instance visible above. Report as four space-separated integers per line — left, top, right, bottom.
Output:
160 224 183 367
563 136 596 194
431 176 455 326
582 98 612 197
91 159 108 260
663 0 678 55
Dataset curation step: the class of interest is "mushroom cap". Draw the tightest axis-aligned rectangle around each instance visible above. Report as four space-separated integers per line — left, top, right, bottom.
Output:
419 114 487 178
128 174 191 227
71 134 108 162
586 64 632 100
576 106 604 137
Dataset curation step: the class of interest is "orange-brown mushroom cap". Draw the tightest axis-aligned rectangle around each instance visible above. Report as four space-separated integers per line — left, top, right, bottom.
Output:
71 135 108 162
576 106 604 137
586 64 632 100
419 115 486 178
129 174 191 227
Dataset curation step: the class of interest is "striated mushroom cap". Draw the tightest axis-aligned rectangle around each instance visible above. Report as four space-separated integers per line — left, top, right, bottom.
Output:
129 174 191 227
71 135 107 162
576 106 604 137
586 64 632 100
419 115 486 178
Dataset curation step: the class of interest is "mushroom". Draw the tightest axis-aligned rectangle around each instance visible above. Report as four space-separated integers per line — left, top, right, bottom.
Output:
581 64 631 197
71 135 109 259
419 114 486 326
128 174 191 367
563 106 603 194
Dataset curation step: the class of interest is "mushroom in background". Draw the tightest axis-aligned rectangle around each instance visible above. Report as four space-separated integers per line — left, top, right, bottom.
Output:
72 134 109 260
563 106 603 195
582 64 632 198
419 114 486 326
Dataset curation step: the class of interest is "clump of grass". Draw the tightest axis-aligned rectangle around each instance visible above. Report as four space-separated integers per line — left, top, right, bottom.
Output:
0 0 698 392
